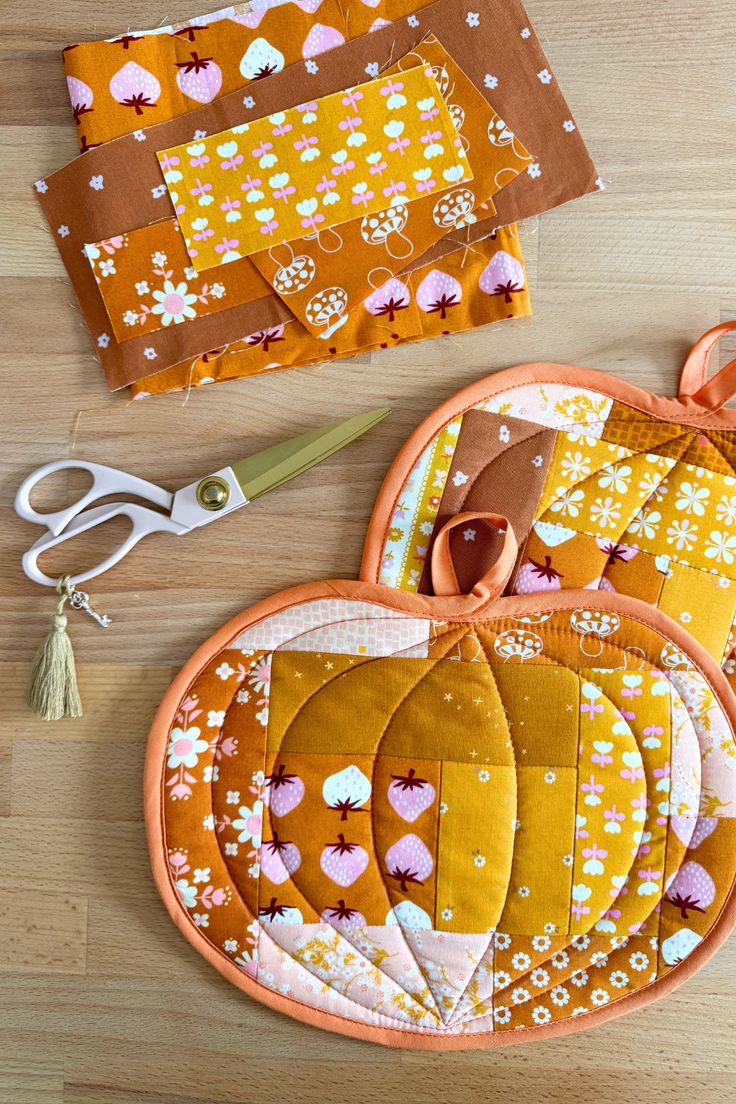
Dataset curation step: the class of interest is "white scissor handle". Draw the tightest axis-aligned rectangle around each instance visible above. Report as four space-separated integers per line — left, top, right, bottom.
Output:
22 501 185 587
15 460 174 536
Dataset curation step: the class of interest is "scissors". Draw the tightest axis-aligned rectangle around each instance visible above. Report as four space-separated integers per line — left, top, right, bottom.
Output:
15 407 390 590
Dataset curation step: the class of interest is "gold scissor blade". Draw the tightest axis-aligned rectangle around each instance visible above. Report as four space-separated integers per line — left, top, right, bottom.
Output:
231 407 390 502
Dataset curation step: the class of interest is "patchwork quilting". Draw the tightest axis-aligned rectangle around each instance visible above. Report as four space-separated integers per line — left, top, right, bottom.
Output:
148 590 736 1046
369 372 736 692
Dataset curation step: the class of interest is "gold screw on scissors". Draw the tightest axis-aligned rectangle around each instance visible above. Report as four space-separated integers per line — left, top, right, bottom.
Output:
196 476 231 511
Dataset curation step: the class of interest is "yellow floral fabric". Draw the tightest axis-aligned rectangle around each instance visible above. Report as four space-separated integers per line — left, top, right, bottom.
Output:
158 65 471 270
532 428 736 672
152 590 736 1044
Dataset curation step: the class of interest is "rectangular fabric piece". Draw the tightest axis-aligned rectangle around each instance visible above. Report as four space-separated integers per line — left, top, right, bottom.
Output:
158 65 472 270
436 760 516 933
250 34 532 337
62 0 353 149
84 217 270 341
129 229 531 396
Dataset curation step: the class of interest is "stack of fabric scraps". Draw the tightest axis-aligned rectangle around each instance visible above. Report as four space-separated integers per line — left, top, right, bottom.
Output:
36 0 601 397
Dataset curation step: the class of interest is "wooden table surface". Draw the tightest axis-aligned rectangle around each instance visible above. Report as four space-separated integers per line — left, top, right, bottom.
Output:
2 2 736 1100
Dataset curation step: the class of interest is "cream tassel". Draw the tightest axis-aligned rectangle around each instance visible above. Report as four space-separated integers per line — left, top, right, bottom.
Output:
27 577 82 721
27 577 111 721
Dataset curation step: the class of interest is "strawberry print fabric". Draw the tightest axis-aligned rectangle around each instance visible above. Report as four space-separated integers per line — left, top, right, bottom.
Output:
249 34 532 337
84 217 270 341
129 229 531 396
63 0 354 150
147 580 736 1046
158 65 471 270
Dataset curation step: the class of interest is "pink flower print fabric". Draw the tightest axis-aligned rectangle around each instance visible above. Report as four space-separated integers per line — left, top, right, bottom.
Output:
157 65 472 270
83 217 271 342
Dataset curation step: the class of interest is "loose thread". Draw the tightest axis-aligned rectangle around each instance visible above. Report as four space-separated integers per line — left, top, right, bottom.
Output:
518 215 540 237
445 232 486 268
335 0 351 38
70 409 83 452
379 39 398 74
441 333 466 354
180 359 198 407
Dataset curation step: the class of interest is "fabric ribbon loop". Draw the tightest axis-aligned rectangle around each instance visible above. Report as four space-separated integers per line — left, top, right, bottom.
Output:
678 320 736 410
430 511 517 604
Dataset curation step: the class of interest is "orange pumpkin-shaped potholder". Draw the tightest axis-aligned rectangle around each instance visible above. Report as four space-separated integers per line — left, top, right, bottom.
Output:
362 322 736 692
146 512 736 1048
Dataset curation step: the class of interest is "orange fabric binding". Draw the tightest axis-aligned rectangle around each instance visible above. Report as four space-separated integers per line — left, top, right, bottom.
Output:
145 555 736 1047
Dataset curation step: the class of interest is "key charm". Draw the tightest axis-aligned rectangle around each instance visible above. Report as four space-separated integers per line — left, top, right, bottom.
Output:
68 587 112 628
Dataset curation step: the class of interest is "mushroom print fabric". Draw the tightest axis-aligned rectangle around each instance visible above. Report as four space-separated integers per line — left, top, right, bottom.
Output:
248 35 533 337
360 322 736 703
145 545 736 1047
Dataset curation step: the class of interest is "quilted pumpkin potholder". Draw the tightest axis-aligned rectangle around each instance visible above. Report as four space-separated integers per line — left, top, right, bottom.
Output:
146 512 736 1048
362 321 736 692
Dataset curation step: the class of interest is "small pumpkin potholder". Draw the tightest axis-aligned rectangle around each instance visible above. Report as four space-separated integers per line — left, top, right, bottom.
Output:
361 321 736 692
146 512 736 1048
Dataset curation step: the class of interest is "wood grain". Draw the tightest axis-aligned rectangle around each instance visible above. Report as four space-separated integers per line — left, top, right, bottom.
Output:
1 1 736 1101
0 891 87 976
